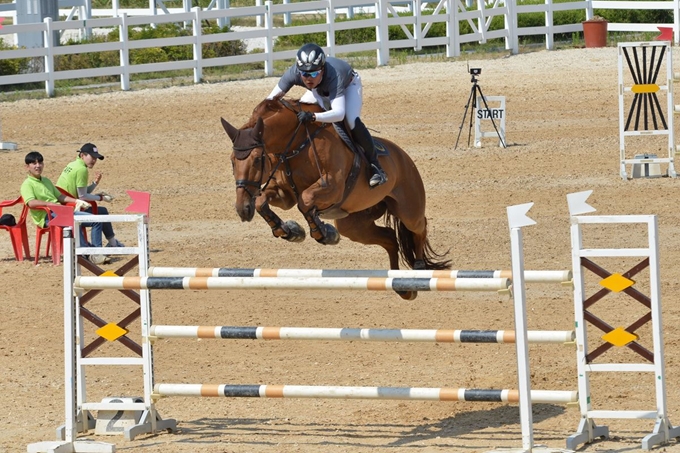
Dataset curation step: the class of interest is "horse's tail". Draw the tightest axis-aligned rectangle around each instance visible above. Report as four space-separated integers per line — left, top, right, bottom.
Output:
385 214 452 270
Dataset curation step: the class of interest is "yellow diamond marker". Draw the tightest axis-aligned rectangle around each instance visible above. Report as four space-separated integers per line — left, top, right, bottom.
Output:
600 273 634 292
602 327 639 347
96 323 129 342
101 270 119 277
631 84 660 94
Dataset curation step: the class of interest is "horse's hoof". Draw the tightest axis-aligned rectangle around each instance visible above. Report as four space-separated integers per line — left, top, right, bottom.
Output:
413 260 426 270
317 223 340 245
396 290 418 301
282 220 306 243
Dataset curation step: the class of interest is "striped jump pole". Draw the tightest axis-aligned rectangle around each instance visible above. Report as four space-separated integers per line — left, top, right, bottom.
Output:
149 325 575 344
147 267 572 284
73 276 511 292
153 384 578 404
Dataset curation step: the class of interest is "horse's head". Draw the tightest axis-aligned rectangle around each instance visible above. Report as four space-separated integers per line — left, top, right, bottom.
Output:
221 115 267 222
222 98 315 221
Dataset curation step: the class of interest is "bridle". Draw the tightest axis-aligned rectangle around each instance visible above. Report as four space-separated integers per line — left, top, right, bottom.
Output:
233 141 267 201
232 99 328 200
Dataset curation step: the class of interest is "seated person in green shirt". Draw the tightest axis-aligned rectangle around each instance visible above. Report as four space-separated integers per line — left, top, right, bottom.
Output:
56 143 124 248
20 151 96 253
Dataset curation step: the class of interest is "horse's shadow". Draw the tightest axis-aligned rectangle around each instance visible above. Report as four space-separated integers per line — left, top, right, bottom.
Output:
127 404 568 450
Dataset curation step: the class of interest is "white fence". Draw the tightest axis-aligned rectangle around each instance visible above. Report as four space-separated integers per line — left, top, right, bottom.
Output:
0 0 679 96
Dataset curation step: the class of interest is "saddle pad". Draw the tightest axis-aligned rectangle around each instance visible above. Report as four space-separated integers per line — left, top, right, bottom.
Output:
332 123 389 156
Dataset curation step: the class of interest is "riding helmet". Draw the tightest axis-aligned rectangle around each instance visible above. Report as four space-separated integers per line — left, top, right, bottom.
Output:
296 43 326 72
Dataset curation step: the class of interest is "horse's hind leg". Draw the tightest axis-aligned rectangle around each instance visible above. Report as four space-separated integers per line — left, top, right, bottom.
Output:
335 205 418 301
335 204 400 269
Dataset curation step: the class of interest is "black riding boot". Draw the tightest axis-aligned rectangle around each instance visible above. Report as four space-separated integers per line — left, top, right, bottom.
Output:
352 118 387 187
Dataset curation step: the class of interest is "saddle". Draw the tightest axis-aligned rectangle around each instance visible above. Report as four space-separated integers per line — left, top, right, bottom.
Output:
317 122 386 219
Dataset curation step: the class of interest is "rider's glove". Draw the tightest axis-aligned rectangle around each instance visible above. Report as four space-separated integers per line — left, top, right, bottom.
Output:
297 111 315 124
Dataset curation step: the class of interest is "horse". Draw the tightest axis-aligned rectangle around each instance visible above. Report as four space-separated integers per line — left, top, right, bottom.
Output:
221 98 450 300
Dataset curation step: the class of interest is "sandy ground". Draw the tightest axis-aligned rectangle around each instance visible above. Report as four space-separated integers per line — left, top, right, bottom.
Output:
3 46 680 453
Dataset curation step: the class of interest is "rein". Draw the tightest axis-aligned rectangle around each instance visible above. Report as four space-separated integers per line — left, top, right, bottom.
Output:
279 99 328 187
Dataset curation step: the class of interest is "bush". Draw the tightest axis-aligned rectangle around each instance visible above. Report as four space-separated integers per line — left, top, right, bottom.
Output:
0 40 29 76
0 40 42 92
55 22 246 74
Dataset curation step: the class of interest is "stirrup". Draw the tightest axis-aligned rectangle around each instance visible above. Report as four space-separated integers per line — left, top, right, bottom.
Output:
369 164 387 187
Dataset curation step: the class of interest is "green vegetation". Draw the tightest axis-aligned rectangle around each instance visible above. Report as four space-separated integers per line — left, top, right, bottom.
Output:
0 0 675 97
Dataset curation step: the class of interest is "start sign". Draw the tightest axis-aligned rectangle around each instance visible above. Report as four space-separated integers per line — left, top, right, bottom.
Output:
474 96 506 148
477 108 504 120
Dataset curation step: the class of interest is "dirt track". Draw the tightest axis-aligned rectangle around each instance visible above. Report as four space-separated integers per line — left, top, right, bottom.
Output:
2 46 680 453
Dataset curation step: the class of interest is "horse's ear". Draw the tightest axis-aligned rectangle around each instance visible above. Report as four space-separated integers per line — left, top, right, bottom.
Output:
221 117 239 143
254 117 265 140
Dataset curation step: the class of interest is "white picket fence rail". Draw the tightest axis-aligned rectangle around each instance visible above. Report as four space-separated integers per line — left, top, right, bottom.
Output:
0 0 679 96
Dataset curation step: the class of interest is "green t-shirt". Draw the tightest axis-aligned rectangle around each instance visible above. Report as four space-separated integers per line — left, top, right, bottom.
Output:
56 158 88 198
20 175 61 227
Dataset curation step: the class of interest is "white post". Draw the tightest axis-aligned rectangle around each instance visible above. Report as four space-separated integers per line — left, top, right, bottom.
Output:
446 0 459 58
217 0 230 28
543 0 553 50
193 7 202 84
256 0 263 27
264 1 274 76
506 202 536 452
674 0 679 45
120 13 130 91
283 0 291 26
43 17 55 97
326 1 335 54
376 0 389 66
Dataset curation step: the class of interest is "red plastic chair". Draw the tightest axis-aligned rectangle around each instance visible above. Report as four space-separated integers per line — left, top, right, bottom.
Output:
34 207 64 265
0 196 30 261
33 189 100 265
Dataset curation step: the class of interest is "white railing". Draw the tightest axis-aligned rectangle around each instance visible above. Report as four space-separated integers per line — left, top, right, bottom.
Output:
0 0 679 96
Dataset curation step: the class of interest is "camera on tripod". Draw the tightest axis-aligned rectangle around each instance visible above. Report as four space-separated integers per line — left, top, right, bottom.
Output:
455 65 506 149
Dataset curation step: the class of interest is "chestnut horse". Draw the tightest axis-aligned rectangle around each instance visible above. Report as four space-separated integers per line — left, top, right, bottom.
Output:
221 98 450 300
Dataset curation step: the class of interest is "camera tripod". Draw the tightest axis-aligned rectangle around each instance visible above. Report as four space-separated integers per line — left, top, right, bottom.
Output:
454 72 506 150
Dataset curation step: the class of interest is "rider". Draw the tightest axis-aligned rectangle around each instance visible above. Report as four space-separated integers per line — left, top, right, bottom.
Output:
266 43 387 188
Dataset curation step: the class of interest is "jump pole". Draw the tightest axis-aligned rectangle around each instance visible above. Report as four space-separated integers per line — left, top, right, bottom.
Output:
153 384 577 404
149 325 575 344
147 267 573 284
73 275 511 292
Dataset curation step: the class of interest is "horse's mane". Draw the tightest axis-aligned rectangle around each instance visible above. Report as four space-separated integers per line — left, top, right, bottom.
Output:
241 98 291 129
241 97 323 129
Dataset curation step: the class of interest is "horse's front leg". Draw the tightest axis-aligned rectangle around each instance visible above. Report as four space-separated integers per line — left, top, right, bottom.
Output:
298 179 343 245
255 190 306 243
